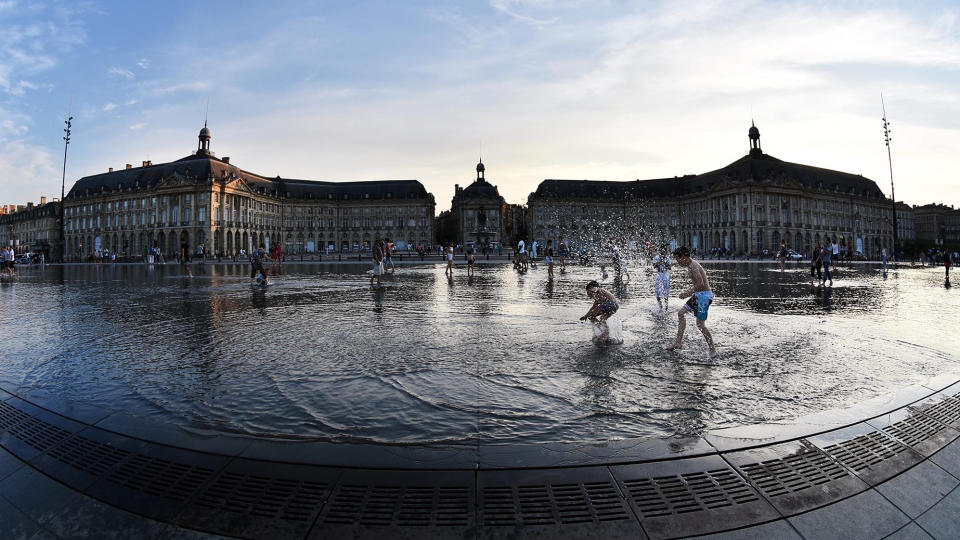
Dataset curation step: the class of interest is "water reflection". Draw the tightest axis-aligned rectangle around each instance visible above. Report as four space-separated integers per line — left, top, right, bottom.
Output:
0 262 955 445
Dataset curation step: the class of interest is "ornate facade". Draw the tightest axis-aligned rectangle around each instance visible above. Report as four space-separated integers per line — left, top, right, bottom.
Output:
0 199 60 258
526 124 894 258
62 126 435 260
438 160 506 250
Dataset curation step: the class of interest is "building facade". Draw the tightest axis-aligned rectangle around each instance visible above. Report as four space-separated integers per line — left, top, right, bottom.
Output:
62 126 435 260
914 203 960 246
895 201 915 243
437 161 506 251
526 124 894 258
0 199 61 258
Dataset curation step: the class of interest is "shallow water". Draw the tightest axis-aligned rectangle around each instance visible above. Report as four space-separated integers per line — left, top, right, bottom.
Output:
0 260 956 445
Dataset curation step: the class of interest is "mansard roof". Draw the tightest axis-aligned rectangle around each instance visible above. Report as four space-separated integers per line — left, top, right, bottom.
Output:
66 153 433 202
530 151 887 201
455 179 503 202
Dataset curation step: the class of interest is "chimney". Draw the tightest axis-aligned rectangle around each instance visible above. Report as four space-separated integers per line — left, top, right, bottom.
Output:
222 156 230 163
40 197 46 204
108 167 114 173
142 161 148 167
125 164 132 170
146 160 152 166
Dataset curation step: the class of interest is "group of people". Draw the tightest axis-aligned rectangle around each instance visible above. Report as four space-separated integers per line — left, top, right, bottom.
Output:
807 237 840 286
581 245 717 358
0 246 16 277
370 237 397 287
514 238 569 276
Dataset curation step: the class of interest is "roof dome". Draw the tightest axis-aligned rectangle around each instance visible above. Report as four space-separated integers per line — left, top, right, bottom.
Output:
459 180 501 200
476 161 485 173
748 123 759 138
199 126 211 138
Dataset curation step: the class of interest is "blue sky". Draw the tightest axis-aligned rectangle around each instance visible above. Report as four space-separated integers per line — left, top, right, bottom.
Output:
1 0 958 211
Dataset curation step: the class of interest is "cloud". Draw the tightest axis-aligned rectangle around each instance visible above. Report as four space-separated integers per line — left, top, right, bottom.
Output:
136 58 149 69
102 102 116 111
489 0 559 25
108 67 135 79
126 99 138 106
128 122 146 130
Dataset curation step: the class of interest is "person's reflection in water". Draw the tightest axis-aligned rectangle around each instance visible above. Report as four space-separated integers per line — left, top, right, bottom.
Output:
251 286 267 316
467 275 474 287
946 276 951 289
667 357 709 439
373 286 385 314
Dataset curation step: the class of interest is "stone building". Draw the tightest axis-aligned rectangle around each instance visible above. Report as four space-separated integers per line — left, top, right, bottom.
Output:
914 203 960 246
438 160 506 251
0 198 61 258
895 202 915 244
62 125 435 260
526 123 894 258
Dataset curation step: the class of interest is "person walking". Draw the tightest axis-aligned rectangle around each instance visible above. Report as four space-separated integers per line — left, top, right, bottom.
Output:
652 247 672 313
545 240 554 278
778 241 788 273
384 237 395 274
466 245 476 277
558 237 568 273
444 243 454 276
250 244 269 285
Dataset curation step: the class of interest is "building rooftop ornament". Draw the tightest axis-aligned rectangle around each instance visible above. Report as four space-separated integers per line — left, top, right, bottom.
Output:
749 120 762 156
476 159 485 179
197 121 211 155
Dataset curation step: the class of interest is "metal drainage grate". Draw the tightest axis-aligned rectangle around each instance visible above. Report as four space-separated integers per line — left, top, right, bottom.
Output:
919 397 960 428
821 431 908 473
481 481 630 526
740 449 848 499
105 454 215 502
883 412 949 447
622 469 758 519
323 484 470 527
0 401 29 431
6 417 72 453
46 435 132 478
196 472 328 522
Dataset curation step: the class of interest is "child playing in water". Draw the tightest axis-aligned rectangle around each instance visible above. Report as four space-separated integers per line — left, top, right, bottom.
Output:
600 265 608 280
580 280 619 343
250 244 269 285
545 239 554 277
652 247 672 312
466 246 475 277
666 246 717 358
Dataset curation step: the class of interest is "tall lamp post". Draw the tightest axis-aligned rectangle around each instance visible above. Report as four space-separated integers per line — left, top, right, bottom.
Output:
60 111 72 262
882 95 897 262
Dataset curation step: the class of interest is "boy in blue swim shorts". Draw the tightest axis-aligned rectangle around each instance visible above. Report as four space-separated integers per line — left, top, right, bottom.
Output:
666 246 717 358
580 280 619 342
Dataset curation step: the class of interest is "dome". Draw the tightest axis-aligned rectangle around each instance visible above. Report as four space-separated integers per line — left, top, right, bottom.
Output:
458 180 501 200
476 161 485 173
748 123 759 138
199 126 211 139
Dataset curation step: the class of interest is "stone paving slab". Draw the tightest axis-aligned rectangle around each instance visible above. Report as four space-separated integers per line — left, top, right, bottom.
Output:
914 484 960 540
865 405 960 458
929 436 960 479
685 519 803 540
787 489 910 540
884 522 935 540
875 461 958 519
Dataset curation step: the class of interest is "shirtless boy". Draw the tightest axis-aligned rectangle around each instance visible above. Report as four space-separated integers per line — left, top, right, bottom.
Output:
580 280 619 343
666 246 717 358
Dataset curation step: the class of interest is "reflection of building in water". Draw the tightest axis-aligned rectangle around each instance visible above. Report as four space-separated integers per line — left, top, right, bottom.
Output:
0 198 61 258
62 125 435 260
526 123 894 258
436 160 506 251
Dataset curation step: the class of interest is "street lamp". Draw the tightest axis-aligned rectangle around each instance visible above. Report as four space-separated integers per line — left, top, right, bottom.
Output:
60 109 72 262
882 95 897 263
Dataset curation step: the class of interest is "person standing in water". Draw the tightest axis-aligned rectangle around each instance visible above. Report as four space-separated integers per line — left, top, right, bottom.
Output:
821 236 834 286
558 237 568 273
777 241 788 273
666 246 717 358
444 242 454 276
652 247 672 313
466 245 475 277
810 241 823 284
580 280 619 343
545 240 555 277
250 244 269 285
371 237 384 287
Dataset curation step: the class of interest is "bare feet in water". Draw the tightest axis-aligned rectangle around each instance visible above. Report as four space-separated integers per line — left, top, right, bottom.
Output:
665 342 682 351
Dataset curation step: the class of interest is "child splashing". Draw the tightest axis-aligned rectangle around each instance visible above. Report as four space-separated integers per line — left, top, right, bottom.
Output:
580 280 619 344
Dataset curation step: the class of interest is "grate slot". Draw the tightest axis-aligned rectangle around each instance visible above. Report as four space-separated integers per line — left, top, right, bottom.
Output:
0 401 30 431
46 434 131 477
622 468 757 519
883 413 948 448
740 450 848 499
6 417 72 452
195 472 327 522
105 454 214 502
481 481 629 526
919 397 960 428
323 484 470 527
822 431 907 473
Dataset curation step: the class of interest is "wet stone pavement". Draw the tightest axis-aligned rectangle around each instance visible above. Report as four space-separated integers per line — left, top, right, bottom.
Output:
0 260 958 538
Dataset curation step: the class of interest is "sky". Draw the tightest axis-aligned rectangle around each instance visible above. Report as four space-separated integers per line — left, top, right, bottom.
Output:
1 0 958 212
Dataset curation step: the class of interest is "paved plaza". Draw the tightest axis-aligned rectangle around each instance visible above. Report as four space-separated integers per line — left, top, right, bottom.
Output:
2 375 960 538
